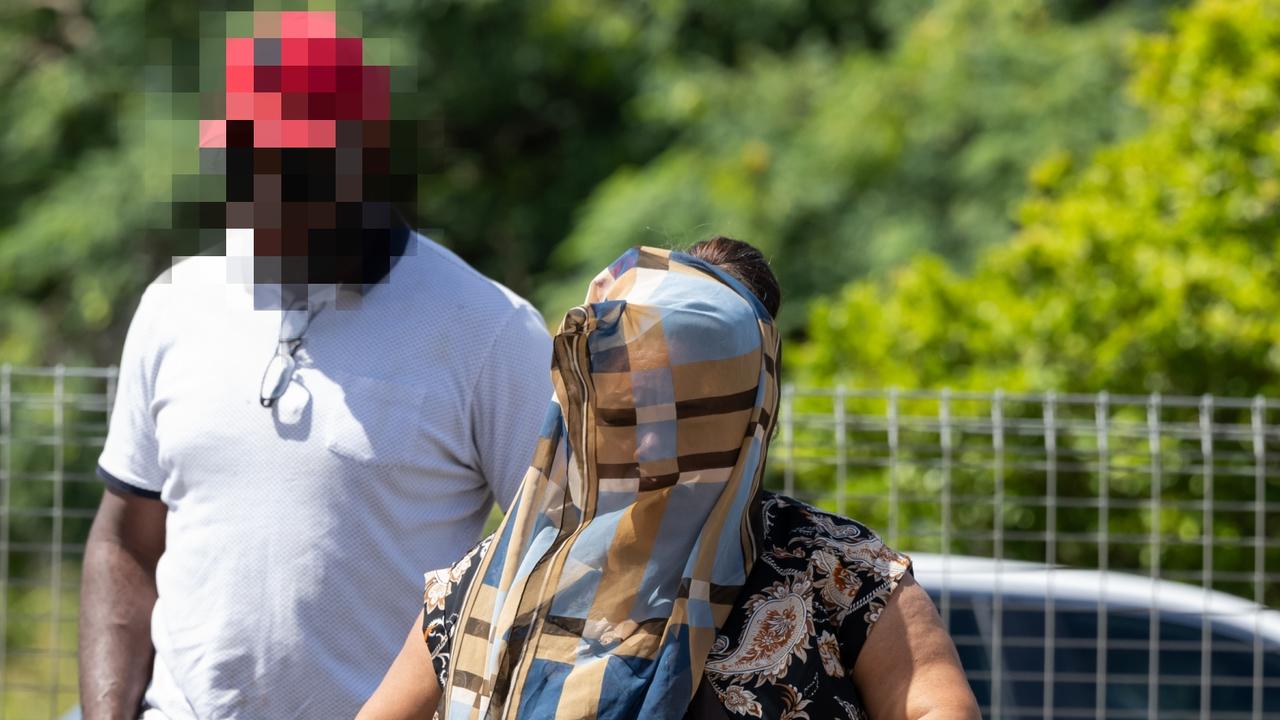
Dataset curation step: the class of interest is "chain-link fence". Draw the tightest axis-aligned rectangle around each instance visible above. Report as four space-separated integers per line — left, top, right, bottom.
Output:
775 386 1279 719
0 367 1276 718
0 367 113 719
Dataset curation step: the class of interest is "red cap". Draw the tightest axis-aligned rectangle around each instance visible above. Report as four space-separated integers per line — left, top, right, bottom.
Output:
200 11 390 149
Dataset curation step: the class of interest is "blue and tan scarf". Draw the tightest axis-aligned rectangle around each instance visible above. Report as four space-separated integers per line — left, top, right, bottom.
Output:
441 246 781 719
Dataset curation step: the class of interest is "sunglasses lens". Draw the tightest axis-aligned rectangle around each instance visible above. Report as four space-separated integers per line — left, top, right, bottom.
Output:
259 352 296 407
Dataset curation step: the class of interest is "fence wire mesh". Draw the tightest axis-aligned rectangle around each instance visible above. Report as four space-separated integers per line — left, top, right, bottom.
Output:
775 385 1279 719
0 367 1276 718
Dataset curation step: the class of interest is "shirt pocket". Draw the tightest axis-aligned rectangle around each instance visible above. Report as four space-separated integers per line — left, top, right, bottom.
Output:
321 370 428 467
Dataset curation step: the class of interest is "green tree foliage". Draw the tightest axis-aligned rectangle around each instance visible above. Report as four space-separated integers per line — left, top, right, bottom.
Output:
0 1 154 363
372 0 917 298
0 0 1181 365
791 0 1280 599
796 0 1280 397
538 0 1182 329
0 0 912 367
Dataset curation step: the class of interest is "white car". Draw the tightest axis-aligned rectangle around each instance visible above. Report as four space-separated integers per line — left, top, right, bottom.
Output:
910 553 1280 719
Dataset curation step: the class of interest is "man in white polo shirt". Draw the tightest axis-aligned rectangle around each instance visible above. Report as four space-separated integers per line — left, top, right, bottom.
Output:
77 12 552 719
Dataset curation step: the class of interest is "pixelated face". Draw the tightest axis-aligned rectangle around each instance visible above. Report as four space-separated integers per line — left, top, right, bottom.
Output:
194 11 415 295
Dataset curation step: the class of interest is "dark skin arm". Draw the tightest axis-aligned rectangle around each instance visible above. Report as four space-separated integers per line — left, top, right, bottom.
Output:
78 487 167 720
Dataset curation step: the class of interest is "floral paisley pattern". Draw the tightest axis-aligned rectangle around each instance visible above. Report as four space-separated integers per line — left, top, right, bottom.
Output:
700 493 911 719
704 575 815 684
811 550 863 622
719 685 763 717
817 631 844 678
422 535 492 689
422 492 910 719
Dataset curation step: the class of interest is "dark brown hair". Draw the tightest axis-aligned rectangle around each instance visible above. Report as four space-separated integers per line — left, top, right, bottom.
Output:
686 236 781 320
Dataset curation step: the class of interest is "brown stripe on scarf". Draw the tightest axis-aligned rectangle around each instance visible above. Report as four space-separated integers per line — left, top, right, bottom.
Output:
675 387 758 419
676 449 746 472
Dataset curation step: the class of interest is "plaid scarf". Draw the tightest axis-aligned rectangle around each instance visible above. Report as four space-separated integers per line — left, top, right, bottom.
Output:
440 247 781 719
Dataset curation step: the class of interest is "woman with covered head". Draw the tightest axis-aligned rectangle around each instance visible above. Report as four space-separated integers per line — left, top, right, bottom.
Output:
360 238 979 720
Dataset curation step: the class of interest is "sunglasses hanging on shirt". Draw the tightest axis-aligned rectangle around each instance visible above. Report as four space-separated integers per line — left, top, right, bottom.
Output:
259 304 321 408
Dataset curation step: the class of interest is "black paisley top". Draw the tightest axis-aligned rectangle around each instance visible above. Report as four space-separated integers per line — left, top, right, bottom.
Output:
423 492 912 719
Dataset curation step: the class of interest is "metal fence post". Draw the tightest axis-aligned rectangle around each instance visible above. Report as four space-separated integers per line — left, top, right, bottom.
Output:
1043 391 1058 719
1198 394 1214 720
990 389 1005 719
939 388 953 629
887 388 900 548
105 365 118 423
1095 391 1110 719
49 365 66 718
834 384 846 517
1147 392 1163 720
1250 395 1265 720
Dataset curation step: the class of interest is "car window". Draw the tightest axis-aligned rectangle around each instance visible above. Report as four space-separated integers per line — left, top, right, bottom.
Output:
929 590 1280 718
938 594 993 710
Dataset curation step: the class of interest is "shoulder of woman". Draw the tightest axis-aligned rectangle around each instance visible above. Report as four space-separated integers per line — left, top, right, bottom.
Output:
759 492 912 598
749 494 915 671
763 492 904 552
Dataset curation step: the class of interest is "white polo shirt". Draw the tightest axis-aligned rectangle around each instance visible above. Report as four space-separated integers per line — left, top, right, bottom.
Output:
97 233 553 719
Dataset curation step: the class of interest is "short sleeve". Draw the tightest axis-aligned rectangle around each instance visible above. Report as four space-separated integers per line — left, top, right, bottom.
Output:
836 537 912 669
97 285 167 499
468 304 553 510
423 534 494 690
